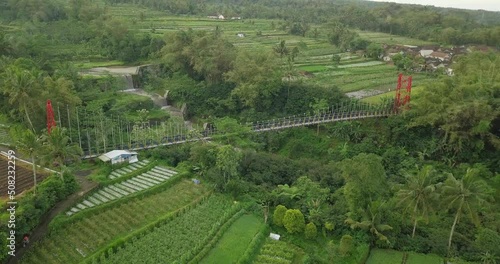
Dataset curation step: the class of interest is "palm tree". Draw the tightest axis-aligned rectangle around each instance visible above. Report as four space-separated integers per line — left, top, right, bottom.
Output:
396 165 438 238
441 169 493 255
1 66 41 131
273 40 289 58
40 127 82 179
14 128 42 195
480 252 497 264
345 200 393 245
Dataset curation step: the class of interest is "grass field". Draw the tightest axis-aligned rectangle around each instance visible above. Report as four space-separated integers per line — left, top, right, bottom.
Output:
366 249 404 264
199 214 263 264
20 180 209 264
366 249 445 264
407 252 443 264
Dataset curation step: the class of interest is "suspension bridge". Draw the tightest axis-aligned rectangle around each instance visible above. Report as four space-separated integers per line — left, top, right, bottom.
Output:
42 73 412 159
72 101 397 159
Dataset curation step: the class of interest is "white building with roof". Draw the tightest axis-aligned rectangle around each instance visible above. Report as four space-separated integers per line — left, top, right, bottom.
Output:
98 150 138 165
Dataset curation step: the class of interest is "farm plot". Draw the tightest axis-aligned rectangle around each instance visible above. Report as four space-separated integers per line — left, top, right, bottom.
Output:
356 31 437 46
108 160 150 180
253 238 297 264
366 249 403 264
199 214 263 264
366 249 444 264
96 195 241 264
66 165 177 215
361 86 424 104
0 155 50 197
20 180 209 264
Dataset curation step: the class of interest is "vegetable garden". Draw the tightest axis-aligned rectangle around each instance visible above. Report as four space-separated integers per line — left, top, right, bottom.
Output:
253 238 298 264
93 195 242 264
0 155 49 197
19 180 209 264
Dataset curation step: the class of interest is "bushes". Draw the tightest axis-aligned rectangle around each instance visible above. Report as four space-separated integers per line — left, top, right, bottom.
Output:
339 235 354 256
305 222 318 239
283 209 305 234
0 172 77 262
273 205 287 227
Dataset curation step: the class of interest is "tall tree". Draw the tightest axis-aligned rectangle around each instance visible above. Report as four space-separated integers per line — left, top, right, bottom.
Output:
273 40 289 58
340 153 389 218
14 128 42 195
1 66 42 131
345 200 393 245
441 169 493 255
396 165 438 238
215 145 242 189
309 98 329 135
409 52 500 157
40 127 82 178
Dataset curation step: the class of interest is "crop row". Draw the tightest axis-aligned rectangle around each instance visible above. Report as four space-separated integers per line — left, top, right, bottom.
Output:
67 165 177 215
253 239 296 264
0 155 50 197
94 195 241 264
20 180 209 264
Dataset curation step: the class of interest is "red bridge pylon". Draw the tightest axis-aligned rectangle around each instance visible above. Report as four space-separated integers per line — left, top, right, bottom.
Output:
46 100 56 134
394 73 412 111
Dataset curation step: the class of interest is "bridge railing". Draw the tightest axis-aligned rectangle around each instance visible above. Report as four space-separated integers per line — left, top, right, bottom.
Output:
80 102 394 158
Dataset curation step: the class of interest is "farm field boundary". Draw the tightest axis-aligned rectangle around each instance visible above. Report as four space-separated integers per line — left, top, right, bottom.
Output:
236 224 269 264
20 180 210 264
90 195 243 263
197 214 264 264
51 169 189 230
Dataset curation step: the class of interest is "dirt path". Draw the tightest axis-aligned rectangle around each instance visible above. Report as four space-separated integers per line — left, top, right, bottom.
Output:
6 170 98 264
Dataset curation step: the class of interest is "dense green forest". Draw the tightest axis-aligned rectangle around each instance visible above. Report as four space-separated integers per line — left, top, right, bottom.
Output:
0 0 499 263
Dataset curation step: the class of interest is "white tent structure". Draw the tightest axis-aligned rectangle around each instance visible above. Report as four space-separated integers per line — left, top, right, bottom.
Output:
98 150 138 165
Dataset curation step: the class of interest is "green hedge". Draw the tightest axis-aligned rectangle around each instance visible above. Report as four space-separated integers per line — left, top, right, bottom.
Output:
188 209 247 264
237 224 271 264
49 169 188 232
175 204 244 264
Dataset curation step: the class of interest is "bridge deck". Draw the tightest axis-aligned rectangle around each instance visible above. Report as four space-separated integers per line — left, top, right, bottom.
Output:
82 110 393 159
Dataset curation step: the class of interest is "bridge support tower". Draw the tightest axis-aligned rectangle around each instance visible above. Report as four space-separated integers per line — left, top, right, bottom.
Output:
394 73 412 111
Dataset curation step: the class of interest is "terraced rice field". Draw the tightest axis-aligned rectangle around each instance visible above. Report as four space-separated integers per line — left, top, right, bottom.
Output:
67 163 177 215
20 180 209 264
0 155 50 197
73 5 438 99
253 238 298 264
97 195 241 264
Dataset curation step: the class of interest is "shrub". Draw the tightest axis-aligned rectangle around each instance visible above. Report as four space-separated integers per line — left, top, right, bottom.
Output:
305 222 317 239
273 205 287 227
283 209 305 233
339 234 354 256
475 228 500 256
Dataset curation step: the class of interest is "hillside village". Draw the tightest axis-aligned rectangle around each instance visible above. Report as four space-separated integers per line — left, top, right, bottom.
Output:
381 44 495 76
